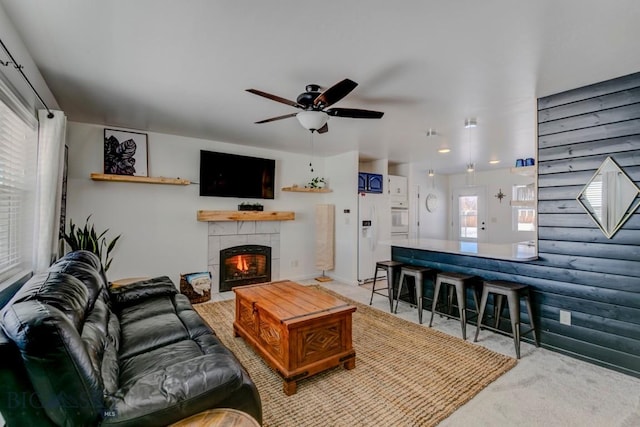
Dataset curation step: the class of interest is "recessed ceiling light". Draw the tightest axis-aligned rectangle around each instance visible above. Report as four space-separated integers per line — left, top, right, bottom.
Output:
489 160 500 164
438 148 450 153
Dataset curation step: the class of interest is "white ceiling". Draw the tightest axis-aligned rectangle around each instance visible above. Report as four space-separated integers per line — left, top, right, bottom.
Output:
2 0 640 174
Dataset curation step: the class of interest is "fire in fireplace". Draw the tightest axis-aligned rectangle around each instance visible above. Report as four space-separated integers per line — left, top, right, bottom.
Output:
220 245 271 291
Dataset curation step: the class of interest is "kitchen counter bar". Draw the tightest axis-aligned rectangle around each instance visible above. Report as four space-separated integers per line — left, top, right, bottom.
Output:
387 238 537 262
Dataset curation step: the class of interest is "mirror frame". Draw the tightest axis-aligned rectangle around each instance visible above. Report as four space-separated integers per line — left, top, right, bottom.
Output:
576 156 640 239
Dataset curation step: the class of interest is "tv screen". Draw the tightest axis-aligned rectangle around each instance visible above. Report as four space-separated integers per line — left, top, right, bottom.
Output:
199 150 275 199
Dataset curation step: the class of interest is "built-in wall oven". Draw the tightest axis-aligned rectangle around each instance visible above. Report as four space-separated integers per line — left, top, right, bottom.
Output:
391 207 409 236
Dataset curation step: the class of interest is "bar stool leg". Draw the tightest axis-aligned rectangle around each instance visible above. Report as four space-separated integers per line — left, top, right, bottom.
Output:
506 292 521 359
455 283 467 340
394 272 406 314
494 294 504 328
369 265 380 306
428 277 443 327
416 274 423 324
385 266 394 312
524 291 539 347
474 288 489 342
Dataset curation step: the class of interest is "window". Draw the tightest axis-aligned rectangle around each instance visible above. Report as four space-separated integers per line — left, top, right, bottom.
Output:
458 195 478 239
0 97 37 282
512 184 536 232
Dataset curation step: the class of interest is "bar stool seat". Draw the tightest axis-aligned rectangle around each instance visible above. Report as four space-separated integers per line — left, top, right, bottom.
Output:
393 265 435 324
369 260 404 312
474 280 539 359
428 271 480 340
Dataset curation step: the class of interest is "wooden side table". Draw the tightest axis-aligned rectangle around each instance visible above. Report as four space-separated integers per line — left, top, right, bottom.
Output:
170 408 260 427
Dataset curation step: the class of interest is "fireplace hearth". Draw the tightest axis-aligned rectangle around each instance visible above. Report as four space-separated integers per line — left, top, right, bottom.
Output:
220 245 271 292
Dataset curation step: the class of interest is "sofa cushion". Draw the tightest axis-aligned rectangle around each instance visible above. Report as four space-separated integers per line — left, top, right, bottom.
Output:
1 282 105 426
104 343 245 426
48 259 107 312
109 276 177 308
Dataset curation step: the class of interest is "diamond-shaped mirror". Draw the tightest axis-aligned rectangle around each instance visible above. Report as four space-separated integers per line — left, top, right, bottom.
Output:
577 157 640 238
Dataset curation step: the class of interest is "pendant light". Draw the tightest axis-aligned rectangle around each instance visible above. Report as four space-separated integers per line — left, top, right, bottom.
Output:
426 128 437 188
465 118 476 186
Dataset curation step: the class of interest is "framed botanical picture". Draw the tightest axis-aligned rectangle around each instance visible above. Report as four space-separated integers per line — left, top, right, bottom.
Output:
104 128 148 176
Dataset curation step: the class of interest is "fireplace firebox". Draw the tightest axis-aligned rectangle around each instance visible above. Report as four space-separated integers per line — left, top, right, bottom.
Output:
219 245 271 292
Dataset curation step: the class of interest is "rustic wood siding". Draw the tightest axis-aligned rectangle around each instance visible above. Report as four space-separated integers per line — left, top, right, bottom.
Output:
536 70 640 376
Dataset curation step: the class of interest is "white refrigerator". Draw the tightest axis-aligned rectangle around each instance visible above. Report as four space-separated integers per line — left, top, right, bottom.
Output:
357 191 391 283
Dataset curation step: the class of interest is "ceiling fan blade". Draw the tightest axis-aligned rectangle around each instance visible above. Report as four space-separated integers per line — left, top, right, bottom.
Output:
325 108 384 119
317 123 329 134
254 113 298 124
314 79 358 108
246 89 304 109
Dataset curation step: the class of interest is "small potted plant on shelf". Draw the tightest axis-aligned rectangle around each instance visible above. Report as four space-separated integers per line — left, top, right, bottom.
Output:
238 202 264 211
306 177 326 189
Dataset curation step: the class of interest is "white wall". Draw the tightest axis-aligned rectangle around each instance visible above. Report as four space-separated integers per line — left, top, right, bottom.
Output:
325 151 359 285
0 4 58 112
411 167 450 240
65 121 364 286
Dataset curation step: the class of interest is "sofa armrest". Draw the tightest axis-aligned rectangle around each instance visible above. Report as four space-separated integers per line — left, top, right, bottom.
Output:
109 276 177 308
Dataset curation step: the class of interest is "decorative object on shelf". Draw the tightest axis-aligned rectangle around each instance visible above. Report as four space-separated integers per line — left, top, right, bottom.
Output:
61 215 121 271
515 158 524 167
307 177 326 189
525 158 535 166
238 202 264 211
104 128 148 176
425 193 438 213
495 188 506 203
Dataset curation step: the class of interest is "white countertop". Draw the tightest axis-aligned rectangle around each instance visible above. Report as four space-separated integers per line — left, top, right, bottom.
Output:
386 238 538 262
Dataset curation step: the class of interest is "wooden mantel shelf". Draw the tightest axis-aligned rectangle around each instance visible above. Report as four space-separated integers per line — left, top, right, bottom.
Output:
197 210 295 222
91 173 190 185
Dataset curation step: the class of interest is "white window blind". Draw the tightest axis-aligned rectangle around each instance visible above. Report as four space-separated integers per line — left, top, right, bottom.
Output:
0 98 37 281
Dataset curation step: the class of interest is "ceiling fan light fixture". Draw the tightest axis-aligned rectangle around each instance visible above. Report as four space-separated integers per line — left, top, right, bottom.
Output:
466 163 475 172
296 111 329 131
464 118 477 128
428 169 435 177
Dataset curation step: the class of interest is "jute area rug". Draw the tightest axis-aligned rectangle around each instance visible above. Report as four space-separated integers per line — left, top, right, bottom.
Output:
194 287 517 427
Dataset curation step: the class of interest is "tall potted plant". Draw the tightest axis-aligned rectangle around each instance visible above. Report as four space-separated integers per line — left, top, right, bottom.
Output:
61 215 121 271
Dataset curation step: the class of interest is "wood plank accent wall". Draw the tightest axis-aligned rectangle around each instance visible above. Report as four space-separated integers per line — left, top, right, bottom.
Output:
535 71 640 377
393 71 640 378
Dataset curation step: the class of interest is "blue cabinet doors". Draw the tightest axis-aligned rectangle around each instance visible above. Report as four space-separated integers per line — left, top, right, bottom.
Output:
358 172 383 193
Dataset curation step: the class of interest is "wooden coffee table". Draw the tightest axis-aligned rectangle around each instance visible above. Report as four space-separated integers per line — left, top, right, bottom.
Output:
233 280 356 395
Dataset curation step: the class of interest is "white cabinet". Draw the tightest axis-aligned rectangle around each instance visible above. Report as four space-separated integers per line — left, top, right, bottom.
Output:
388 175 408 208
388 175 407 197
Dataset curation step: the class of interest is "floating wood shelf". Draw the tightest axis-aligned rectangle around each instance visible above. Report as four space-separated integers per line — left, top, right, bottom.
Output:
197 210 295 222
510 166 536 176
91 173 190 185
282 186 332 193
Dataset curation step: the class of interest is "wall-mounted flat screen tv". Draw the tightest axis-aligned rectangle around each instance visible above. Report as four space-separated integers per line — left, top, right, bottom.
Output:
199 150 275 199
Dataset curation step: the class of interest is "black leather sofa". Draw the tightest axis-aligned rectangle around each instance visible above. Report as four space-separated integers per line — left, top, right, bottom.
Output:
0 250 262 426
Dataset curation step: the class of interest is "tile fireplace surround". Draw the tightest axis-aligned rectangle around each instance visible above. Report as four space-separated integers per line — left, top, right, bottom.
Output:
207 221 281 294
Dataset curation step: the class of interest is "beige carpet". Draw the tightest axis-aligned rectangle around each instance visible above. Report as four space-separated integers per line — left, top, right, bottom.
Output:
194 287 517 427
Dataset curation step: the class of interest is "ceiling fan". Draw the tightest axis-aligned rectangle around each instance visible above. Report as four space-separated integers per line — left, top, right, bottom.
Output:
246 79 384 133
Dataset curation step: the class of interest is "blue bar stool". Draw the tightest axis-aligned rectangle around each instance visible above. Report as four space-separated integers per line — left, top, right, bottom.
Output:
428 271 480 340
474 280 539 358
369 260 404 312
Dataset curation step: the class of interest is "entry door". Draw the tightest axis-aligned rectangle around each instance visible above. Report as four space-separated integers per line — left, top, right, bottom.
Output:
452 186 488 243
